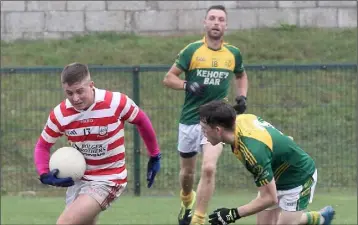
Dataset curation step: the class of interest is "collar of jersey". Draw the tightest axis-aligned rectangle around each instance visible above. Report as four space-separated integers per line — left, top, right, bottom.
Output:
202 36 225 51
65 87 103 111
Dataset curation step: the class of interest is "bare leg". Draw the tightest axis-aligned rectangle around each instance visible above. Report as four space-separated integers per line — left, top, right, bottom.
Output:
57 194 102 225
191 143 223 224
179 155 197 195
277 210 303 225
257 208 281 225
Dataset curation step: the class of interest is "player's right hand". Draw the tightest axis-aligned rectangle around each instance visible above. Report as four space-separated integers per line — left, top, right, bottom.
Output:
39 169 74 187
184 81 206 97
208 208 241 225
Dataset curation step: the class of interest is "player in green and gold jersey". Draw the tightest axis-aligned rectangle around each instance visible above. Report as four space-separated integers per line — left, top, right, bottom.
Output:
198 100 335 225
163 5 248 225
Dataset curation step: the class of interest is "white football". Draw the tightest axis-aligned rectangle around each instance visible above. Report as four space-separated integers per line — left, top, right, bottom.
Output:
49 146 86 181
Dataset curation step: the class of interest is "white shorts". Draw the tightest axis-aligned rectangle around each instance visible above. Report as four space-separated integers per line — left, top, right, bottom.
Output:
66 180 127 210
262 169 318 212
177 123 209 153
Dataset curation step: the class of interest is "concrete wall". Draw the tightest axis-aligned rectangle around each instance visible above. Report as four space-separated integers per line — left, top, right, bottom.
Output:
1 1 357 41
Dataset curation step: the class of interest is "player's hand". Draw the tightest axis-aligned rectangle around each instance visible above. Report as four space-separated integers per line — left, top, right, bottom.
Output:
233 95 247 114
147 153 161 188
208 208 241 225
185 81 206 97
39 169 74 187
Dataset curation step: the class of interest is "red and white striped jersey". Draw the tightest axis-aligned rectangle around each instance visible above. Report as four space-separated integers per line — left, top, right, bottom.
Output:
40 88 139 186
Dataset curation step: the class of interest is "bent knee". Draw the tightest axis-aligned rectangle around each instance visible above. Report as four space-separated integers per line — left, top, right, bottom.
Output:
201 163 217 177
180 167 195 176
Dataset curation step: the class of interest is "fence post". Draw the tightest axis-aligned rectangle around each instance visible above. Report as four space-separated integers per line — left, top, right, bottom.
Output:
132 65 141 196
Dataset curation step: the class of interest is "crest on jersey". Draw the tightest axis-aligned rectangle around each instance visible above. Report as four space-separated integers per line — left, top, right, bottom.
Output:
98 126 108 136
225 60 233 68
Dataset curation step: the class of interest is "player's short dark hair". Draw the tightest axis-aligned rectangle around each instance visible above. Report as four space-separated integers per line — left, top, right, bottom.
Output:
61 62 90 86
199 100 236 130
206 5 227 16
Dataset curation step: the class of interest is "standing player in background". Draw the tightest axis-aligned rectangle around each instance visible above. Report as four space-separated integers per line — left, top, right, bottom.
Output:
34 63 161 225
199 100 335 225
162 5 249 225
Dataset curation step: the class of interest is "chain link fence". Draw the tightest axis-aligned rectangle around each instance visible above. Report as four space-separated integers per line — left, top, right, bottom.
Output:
1 64 356 196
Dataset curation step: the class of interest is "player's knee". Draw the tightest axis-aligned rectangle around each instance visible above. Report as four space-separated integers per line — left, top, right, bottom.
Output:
180 166 195 177
180 167 195 177
201 162 217 178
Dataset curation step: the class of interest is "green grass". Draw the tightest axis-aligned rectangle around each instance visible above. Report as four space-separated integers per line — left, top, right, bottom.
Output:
0 28 357 195
1 190 357 224
1 28 356 66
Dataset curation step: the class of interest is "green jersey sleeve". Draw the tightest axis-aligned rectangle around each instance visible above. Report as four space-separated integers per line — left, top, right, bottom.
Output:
175 42 204 72
241 136 273 187
175 48 190 71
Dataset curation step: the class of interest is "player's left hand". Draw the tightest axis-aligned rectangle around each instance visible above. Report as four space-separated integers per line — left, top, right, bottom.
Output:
208 207 241 225
147 153 161 188
233 95 247 114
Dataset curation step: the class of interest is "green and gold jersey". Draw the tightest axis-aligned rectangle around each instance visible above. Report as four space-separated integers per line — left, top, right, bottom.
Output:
175 37 245 125
231 114 316 190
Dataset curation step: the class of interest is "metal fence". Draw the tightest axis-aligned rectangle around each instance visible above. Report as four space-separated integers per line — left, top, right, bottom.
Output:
1 64 356 196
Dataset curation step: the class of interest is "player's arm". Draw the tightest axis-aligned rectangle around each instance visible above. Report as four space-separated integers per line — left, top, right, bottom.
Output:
163 64 206 96
34 111 63 176
34 111 73 187
208 166 277 225
233 50 249 114
163 64 186 90
235 71 248 97
118 94 161 188
237 179 278 217
208 142 276 225
162 44 205 96
236 143 277 217
119 94 160 157
163 45 189 90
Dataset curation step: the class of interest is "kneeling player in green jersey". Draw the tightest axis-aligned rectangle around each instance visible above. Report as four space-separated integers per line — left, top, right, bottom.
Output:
198 100 335 225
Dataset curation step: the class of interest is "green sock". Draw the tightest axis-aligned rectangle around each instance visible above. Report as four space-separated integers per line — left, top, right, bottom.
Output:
305 211 321 225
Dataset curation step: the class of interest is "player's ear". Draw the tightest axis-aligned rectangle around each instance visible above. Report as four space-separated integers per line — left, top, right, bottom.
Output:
215 126 221 134
89 81 94 88
203 15 207 28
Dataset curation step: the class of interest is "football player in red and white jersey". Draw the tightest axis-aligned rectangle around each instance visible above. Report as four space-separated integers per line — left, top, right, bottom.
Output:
34 62 161 225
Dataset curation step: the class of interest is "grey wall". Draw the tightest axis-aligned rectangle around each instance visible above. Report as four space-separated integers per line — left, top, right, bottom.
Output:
1 1 357 41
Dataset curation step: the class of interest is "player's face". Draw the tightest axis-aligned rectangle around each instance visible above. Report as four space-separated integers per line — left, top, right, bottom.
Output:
63 79 95 110
200 121 222 146
204 9 227 40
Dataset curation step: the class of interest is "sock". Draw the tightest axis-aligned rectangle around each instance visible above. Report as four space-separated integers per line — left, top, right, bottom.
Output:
180 190 194 207
305 211 324 225
191 211 206 225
